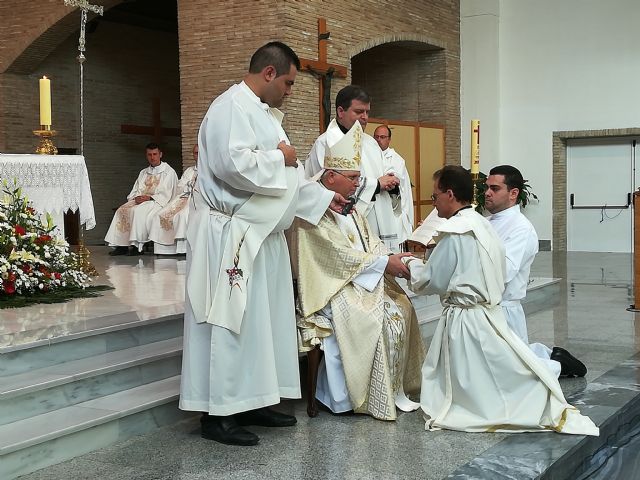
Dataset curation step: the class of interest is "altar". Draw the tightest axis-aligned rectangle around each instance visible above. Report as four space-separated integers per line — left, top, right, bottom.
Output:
0 154 96 237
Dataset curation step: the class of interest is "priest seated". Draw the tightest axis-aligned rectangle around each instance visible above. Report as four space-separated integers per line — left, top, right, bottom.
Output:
149 144 199 254
105 142 178 255
293 122 426 421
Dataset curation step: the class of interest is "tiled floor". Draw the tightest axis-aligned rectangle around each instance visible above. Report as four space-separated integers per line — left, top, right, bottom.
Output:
10 251 640 479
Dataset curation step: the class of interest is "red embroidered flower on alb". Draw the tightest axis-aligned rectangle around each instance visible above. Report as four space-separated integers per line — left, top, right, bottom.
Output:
3 279 15 294
14 225 26 236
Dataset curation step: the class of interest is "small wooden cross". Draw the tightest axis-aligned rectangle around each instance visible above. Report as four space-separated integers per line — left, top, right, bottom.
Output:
120 97 181 145
299 18 348 133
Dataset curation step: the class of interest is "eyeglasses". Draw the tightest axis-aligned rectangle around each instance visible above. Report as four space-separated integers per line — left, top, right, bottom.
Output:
373 135 389 140
331 170 361 183
431 192 442 201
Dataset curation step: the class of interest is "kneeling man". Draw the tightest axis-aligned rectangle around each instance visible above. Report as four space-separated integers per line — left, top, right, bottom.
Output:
294 122 425 421
404 165 598 436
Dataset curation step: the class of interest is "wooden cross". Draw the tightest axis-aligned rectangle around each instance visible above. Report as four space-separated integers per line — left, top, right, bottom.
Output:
299 18 348 133
120 97 181 145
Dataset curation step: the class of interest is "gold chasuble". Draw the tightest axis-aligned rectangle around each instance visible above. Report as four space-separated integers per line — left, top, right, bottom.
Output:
295 210 425 420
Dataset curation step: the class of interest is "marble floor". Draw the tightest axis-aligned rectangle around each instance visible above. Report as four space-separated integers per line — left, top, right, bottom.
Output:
9 250 640 479
0 247 185 351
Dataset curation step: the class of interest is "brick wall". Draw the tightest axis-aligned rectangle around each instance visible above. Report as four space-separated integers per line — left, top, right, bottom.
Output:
177 0 460 163
1 19 181 244
2 0 460 242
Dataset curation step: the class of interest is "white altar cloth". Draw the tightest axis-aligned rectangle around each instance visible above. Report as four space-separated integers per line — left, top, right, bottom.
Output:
0 154 95 230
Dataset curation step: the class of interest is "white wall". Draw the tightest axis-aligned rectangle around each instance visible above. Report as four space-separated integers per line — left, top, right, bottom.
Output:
461 0 640 244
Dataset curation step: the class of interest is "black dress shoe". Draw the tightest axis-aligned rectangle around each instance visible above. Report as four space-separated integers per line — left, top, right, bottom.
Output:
108 246 128 256
127 247 144 256
235 407 297 427
551 347 587 377
200 414 259 446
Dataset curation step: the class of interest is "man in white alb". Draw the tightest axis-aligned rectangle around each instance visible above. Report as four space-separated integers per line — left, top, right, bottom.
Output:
105 142 178 255
404 165 597 436
179 41 347 446
149 144 199 254
305 85 404 252
373 124 414 248
485 165 587 378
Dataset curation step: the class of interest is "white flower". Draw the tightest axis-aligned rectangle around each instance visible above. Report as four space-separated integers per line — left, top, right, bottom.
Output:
39 283 44 289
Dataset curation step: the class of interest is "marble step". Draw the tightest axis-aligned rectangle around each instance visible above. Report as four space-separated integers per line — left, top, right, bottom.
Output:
0 313 183 377
0 375 192 480
0 337 183 425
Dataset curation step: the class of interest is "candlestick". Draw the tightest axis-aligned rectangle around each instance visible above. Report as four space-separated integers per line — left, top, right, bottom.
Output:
39 76 52 127
470 119 480 175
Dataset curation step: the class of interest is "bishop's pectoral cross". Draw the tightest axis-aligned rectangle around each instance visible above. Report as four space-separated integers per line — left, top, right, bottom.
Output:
299 19 348 133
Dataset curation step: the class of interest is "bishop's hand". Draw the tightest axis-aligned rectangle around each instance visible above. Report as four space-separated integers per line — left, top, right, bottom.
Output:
386 253 412 279
329 192 349 214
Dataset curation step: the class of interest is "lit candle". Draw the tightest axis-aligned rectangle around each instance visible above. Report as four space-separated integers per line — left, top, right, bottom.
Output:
470 119 480 174
39 76 52 127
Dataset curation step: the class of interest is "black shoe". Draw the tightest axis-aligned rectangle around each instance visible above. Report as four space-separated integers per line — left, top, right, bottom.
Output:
551 347 587 377
108 246 128 256
200 414 259 446
127 247 144 256
235 407 297 427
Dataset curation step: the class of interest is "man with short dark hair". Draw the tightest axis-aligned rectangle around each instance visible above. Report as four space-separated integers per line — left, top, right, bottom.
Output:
373 124 414 248
105 142 178 255
486 165 586 378
404 165 597 436
306 85 405 252
179 41 347 447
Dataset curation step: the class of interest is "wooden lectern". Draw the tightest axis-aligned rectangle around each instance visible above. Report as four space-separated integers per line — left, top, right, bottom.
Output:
633 192 640 310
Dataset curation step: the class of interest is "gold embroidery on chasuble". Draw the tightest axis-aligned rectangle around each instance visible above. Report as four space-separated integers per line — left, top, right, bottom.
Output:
160 197 189 231
115 200 136 233
141 175 161 196
294 211 424 421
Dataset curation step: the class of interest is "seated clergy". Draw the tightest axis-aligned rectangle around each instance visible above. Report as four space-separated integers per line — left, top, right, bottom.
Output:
105 143 178 255
294 122 426 421
149 144 199 254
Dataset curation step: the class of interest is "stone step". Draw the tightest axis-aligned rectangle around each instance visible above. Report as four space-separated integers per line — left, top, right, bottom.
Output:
0 375 191 480
0 313 183 377
0 337 183 425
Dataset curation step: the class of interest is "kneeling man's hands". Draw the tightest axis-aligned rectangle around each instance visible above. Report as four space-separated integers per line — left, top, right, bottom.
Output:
386 253 412 279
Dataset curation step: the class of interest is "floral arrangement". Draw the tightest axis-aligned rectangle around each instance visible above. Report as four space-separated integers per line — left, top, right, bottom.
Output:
0 180 90 300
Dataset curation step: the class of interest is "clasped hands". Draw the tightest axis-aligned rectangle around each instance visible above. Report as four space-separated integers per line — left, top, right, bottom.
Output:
134 195 152 204
385 252 413 279
378 173 400 191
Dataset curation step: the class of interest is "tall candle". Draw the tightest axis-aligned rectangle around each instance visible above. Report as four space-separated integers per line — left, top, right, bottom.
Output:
39 76 52 127
470 119 480 174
